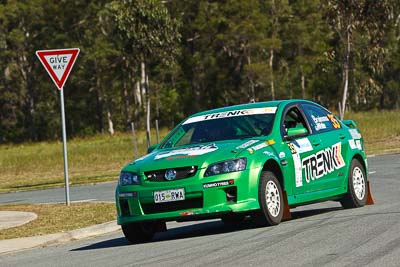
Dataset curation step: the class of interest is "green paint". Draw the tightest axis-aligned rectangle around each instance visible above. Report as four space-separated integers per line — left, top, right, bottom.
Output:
115 100 368 225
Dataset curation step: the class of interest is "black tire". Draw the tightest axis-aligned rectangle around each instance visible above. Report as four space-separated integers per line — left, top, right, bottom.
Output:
340 158 367 209
121 222 156 244
253 171 284 226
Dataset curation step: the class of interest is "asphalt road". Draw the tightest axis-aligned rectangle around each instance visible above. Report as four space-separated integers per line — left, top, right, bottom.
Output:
0 153 399 266
0 182 117 204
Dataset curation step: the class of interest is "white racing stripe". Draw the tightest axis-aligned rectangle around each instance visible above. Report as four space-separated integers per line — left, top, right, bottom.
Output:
183 107 277 124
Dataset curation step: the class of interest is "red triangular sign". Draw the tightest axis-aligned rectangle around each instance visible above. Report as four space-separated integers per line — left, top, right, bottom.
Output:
36 48 80 90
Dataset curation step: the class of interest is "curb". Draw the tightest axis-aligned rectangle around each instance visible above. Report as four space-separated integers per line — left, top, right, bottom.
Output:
0 220 120 255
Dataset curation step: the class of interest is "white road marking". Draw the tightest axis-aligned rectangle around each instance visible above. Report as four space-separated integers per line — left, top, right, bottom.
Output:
369 171 376 174
71 199 98 203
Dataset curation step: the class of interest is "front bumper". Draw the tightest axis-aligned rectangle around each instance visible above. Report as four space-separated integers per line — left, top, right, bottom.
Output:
116 167 262 225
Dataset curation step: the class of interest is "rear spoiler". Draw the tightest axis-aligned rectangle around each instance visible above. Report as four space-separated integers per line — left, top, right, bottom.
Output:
342 119 358 128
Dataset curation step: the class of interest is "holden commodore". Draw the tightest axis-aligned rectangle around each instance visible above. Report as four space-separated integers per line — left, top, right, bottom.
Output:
116 100 374 243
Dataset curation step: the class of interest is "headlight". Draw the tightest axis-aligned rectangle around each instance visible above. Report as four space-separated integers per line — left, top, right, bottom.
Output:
205 158 247 177
119 172 140 186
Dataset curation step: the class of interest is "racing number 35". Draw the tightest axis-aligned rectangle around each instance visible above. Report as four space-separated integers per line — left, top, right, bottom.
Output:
327 114 341 129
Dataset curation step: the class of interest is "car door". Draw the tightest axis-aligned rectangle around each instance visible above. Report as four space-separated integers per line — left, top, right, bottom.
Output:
279 104 322 197
299 102 348 192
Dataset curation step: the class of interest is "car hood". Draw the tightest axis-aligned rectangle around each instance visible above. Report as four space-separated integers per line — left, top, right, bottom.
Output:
123 139 268 173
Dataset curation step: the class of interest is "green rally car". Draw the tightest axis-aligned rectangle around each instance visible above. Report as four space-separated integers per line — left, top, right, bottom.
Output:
116 99 373 243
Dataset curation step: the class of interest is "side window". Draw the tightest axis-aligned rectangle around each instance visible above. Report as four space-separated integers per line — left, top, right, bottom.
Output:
281 106 309 136
301 103 340 133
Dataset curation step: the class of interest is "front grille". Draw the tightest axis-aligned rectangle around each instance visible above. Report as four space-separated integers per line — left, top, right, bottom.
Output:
141 198 203 214
145 166 198 182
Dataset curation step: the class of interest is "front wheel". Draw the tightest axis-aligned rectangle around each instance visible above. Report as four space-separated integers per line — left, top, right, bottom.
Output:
253 171 284 226
340 159 367 209
121 222 156 244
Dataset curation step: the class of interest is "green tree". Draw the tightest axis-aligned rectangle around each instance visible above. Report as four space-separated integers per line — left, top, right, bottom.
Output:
325 0 392 118
0 0 46 141
109 0 180 146
284 0 330 100
380 0 400 109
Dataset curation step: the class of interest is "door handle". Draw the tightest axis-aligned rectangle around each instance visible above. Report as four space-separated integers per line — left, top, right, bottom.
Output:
312 139 321 146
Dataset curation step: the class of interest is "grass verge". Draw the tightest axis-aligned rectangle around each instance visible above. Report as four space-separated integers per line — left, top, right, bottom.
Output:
345 110 400 155
0 202 116 240
0 129 168 193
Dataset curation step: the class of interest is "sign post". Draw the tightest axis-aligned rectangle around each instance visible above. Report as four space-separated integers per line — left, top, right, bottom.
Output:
36 48 80 206
59 88 70 205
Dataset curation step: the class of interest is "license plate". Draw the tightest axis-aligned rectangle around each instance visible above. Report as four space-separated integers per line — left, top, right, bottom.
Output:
154 188 185 203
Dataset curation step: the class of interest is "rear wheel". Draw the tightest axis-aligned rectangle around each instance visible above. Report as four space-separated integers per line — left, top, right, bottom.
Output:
340 159 367 209
253 171 283 226
121 222 156 244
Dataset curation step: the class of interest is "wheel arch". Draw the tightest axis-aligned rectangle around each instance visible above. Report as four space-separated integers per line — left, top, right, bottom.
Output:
259 158 292 221
351 153 368 179
262 159 284 189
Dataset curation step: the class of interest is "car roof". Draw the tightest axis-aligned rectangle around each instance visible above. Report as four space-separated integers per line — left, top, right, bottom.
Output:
188 99 315 117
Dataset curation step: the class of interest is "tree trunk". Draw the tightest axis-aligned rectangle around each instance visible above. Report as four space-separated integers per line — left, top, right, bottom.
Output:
20 53 36 141
123 70 132 128
95 62 104 133
141 60 151 148
269 48 275 100
96 90 104 133
104 70 114 135
27 73 36 141
340 78 348 119
301 69 306 99
340 7 352 120
250 80 255 102
107 108 114 136
155 86 160 120
146 74 151 147
134 81 141 126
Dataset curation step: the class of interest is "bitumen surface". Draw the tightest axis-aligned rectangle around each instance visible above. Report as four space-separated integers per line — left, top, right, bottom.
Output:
0 211 119 255
0 181 119 255
0 154 396 259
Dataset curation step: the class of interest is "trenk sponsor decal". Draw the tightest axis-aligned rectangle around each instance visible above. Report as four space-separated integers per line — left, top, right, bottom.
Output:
183 107 277 124
302 142 345 183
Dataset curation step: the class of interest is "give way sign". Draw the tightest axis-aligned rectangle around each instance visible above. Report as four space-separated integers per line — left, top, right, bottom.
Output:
36 48 80 90
35 47 80 206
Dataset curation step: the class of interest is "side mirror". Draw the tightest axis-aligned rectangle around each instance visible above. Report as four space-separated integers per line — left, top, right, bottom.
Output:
286 127 308 139
147 144 158 153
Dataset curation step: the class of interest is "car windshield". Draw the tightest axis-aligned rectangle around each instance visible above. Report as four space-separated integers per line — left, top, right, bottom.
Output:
161 113 275 149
